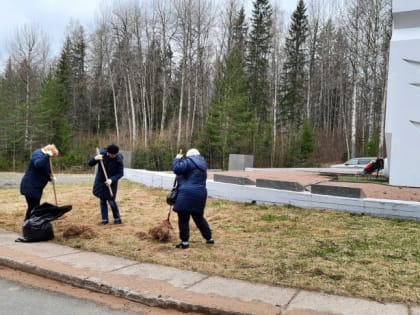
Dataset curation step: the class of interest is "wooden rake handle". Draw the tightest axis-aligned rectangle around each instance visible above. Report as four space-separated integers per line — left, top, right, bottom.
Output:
49 157 58 205
96 148 114 197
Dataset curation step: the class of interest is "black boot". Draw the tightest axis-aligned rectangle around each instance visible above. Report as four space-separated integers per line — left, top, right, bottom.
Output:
175 242 189 249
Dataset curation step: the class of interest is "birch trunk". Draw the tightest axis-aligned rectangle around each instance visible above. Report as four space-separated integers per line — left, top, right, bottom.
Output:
177 60 185 148
350 80 357 158
127 72 137 147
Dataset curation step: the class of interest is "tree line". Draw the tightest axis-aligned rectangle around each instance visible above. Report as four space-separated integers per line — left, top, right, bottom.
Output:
0 0 392 171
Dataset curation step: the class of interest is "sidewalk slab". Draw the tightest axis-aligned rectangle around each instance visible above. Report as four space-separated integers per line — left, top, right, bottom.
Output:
5 241 80 258
0 229 281 314
287 291 408 315
111 262 207 288
47 251 137 272
0 228 417 315
412 306 420 315
189 275 296 306
0 229 21 244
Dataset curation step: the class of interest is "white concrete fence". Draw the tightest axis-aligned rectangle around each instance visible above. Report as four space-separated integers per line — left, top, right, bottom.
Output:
124 168 420 221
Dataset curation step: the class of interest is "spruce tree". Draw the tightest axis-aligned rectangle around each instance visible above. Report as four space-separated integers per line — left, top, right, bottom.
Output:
0 59 26 168
199 45 251 169
284 119 314 167
246 0 273 164
34 71 71 154
281 0 308 128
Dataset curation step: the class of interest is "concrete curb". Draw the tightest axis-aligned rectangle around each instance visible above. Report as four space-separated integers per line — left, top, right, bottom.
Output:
0 256 251 315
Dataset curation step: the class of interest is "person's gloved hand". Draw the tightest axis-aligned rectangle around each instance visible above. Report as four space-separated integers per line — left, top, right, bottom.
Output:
94 154 103 161
45 150 53 157
51 176 57 183
105 179 112 186
176 153 183 159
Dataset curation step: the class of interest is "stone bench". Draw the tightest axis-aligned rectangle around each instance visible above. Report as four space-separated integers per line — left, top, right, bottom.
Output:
256 179 306 192
213 174 255 185
311 184 365 198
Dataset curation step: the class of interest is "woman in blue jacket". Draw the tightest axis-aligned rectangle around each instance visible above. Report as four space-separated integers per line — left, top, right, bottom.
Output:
172 148 214 249
20 144 59 221
88 144 124 225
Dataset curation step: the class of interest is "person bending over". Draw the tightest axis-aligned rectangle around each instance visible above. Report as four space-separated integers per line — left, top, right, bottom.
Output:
20 144 59 221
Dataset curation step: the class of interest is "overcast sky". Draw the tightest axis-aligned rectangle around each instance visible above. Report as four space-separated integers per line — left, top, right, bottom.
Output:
0 0 298 70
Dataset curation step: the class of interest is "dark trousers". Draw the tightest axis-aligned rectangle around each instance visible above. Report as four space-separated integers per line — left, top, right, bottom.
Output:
24 196 40 221
177 212 212 242
100 199 121 223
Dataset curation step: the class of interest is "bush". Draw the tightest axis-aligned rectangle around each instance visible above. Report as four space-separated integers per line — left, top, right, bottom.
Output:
132 139 180 171
0 154 11 171
54 150 91 173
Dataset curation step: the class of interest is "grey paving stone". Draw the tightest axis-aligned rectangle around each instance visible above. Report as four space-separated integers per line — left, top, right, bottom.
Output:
213 174 255 185
256 179 306 191
311 184 365 198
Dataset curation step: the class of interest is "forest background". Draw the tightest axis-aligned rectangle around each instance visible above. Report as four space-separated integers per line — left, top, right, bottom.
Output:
0 0 392 172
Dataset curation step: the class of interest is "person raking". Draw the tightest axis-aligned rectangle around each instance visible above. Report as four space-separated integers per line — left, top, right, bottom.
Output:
88 144 124 225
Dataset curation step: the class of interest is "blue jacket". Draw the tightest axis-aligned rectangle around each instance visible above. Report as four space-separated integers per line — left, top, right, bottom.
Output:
88 149 124 200
172 155 208 213
20 149 52 199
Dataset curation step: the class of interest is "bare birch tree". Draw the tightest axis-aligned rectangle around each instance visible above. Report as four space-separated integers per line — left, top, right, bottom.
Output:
8 23 50 152
156 0 177 137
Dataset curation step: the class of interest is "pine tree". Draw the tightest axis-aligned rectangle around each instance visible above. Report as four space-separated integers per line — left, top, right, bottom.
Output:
281 0 308 128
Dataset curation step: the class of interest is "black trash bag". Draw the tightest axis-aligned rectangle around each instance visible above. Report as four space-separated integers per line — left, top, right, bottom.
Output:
22 219 54 242
16 202 72 243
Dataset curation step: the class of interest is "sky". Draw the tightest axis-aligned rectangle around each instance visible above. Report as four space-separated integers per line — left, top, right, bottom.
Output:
0 0 298 70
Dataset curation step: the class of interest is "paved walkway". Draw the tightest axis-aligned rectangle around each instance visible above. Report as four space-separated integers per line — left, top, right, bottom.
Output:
0 229 418 315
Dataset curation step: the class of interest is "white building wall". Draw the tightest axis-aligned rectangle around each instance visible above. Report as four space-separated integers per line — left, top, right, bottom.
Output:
385 1 420 187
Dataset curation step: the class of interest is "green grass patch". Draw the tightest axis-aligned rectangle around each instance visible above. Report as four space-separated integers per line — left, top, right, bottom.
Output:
337 175 389 184
261 214 290 222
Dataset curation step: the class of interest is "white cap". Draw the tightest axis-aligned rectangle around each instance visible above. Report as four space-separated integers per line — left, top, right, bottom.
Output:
186 148 200 157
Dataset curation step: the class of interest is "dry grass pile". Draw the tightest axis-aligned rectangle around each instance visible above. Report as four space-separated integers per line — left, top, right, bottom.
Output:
134 230 149 239
147 221 174 242
0 178 419 304
62 224 98 239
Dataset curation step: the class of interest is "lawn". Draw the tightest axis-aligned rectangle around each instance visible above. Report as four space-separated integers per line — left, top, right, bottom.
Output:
0 179 419 304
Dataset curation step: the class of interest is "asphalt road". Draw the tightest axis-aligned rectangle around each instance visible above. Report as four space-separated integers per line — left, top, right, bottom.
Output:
0 173 94 188
0 277 143 315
